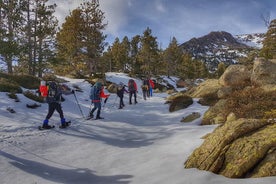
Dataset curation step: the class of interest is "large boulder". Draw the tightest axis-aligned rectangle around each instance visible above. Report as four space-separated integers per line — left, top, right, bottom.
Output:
251 58 276 86
185 118 276 178
187 79 221 98
166 93 193 112
219 64 251 88
201 99 227 125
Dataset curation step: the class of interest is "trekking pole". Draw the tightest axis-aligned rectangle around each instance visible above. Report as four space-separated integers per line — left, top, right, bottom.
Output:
112 96 118 107
73 92 85 118
102 97 109 108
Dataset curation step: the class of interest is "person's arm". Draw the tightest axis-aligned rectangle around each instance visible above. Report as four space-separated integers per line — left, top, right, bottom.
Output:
100 88 110 98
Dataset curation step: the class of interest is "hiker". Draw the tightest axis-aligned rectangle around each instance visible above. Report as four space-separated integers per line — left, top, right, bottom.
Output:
141 79 149 100
41 81 72 129
128 79 138 104
117 82 128 109
149 78 155 97
89 82 110 119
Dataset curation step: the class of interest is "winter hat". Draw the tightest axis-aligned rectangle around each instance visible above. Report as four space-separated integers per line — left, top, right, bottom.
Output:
95 82 102 88
119 82 124 87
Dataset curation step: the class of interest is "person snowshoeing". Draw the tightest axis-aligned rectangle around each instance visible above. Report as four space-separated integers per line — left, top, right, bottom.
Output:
117 82 128 109
89 82 110 119
128 79 138 104
41 81 72 129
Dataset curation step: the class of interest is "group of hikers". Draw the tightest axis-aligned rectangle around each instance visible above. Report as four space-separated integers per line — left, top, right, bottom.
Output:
39 78 155 129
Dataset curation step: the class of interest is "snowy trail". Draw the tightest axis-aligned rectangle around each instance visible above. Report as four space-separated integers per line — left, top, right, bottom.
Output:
1 77 275 183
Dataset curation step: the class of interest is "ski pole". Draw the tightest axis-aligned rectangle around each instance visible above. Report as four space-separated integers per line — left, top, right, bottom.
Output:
73 92 85 118
102 97 109 108
112 96 118 107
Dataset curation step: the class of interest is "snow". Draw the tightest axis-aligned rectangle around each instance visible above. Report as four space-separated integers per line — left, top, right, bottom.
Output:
0 73 275 184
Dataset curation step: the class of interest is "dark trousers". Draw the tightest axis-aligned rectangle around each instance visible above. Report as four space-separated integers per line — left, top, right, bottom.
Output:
119 97 124 108
90 102 101 118
129 91 137 104
142 90 147 100
46 102 64 120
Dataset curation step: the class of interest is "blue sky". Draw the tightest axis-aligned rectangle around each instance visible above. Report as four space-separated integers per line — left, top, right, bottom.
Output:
51 0 276 48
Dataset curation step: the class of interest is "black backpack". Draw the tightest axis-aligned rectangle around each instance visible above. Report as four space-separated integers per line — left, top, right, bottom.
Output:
47 81 58 98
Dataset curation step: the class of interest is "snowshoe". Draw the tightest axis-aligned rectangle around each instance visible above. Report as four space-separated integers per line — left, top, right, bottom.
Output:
95 116 104 120
59 121 71 129
86 114 94 120
38 125 55 130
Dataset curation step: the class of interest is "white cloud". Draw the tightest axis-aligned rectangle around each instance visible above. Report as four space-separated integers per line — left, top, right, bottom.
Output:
99 0 129 36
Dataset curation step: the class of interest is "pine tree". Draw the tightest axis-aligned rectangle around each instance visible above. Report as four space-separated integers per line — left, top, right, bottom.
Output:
137 27 159 75
21 0 58 76
0 0 23 74
260 19 276 59
56 0 107 76
130 35 141 75
163 37 182 77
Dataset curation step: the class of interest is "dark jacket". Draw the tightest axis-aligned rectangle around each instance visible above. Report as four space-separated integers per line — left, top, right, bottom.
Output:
117 86 128 98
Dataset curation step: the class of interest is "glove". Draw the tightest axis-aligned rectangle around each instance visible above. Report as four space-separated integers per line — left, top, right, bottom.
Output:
71 90 75 94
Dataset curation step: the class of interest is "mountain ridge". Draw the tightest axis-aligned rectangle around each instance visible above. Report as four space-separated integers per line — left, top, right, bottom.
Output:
179 31 265 71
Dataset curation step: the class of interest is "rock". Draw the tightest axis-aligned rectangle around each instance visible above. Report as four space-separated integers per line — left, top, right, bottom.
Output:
201 99 227 125
217 86 232 99
181 112 201 123
184 118 275 178
107 83 118 93
187 79 221 98
251 58 276 86
167 94 193 112
219 64 251 88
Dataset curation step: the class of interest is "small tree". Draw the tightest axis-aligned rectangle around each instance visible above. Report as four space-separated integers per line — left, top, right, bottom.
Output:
260 19 276 59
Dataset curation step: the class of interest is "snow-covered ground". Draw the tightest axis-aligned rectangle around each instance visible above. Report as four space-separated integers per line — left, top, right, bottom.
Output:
0 73 275 184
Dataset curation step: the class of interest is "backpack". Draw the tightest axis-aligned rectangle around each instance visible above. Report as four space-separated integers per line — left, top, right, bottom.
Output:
90 86 95 100
117 83 124 97
47 81 58 98
128 79 135 91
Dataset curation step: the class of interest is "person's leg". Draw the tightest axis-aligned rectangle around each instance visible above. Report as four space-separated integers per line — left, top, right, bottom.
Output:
56 103 64 119
42 103 55 128
56 103 69 126
95 102 103 119
44 103 55 122
90 103 97 117
134 92 137 103
119 97 123 109
143 90 146 100
129 92 133 104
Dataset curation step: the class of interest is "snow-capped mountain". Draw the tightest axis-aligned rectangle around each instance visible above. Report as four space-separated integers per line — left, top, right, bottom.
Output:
179 31 265 72
235 33 265 49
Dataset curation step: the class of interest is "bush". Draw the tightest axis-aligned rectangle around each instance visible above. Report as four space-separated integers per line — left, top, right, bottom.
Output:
23 90 45 103
13 75 41 89
0 72 40 90
7 92 20 102
224 87 276 119
0 78 22 93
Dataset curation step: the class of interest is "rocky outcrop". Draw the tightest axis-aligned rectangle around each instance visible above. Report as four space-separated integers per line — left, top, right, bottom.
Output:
184 58 276 178
251 58 276 89
166 93 193 112
219 64 251 88
185 118 276 178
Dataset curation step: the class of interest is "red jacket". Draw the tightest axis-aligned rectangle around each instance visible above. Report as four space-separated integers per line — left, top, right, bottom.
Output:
149 79 155 88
